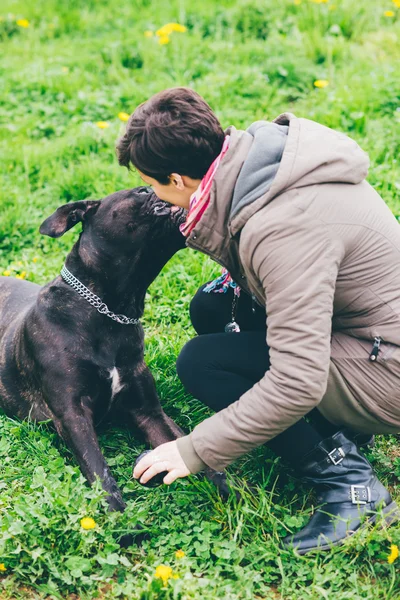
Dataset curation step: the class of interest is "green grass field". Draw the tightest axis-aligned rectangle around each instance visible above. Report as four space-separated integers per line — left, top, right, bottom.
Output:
1 0 400 598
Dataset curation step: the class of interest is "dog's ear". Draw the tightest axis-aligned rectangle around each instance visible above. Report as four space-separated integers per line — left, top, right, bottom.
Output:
39 200 101 238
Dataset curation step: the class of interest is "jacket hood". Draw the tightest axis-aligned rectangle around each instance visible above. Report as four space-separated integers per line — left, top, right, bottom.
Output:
185 113 370 290
229 113 370 235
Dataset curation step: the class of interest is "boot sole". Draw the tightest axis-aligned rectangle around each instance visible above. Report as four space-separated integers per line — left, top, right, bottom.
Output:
293 501 400 556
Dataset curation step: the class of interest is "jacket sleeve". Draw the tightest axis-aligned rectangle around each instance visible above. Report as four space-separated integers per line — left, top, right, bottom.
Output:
183 210 344 472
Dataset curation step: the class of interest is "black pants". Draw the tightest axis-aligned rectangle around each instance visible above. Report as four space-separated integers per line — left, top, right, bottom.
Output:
177 284 339 467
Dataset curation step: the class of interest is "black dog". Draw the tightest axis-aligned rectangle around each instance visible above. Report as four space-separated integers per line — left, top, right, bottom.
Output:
0 187 227 513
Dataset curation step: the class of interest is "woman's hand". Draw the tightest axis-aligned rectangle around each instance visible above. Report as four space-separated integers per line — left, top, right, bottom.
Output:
133 440 190 485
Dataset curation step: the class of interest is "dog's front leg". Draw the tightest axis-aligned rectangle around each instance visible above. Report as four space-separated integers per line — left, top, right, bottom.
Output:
45 389 126 512
116 364 184 447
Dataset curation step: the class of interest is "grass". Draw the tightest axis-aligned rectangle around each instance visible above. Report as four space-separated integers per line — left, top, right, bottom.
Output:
0 0 400 597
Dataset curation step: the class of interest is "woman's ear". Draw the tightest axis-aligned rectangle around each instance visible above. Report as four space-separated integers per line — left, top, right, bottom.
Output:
169 173 185 190
39 200 101 238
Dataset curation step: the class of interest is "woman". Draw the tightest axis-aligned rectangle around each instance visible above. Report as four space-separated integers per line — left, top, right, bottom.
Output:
117 87 400 554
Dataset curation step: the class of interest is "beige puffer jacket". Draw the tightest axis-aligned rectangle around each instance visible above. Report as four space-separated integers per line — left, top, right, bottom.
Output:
176 113 400 472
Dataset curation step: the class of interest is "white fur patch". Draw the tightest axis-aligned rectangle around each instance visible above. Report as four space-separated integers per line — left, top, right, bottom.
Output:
108 367 125 399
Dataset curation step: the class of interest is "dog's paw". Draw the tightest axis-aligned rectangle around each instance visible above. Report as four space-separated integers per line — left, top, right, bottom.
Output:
204 468 241 502
118 525 150 548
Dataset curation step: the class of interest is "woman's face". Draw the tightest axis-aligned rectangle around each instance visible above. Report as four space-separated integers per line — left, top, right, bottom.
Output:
137 170 200 210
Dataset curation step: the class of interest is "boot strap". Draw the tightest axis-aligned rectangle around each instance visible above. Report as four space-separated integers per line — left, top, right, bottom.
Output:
318 484 376 505
327 447 346 466
302 445 347 472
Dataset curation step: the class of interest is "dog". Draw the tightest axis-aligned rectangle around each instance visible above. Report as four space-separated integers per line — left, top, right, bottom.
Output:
0 187 228 515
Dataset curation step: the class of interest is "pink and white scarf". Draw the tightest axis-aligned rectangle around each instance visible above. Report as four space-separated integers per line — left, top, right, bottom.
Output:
179 135 230 237
180 134 239 297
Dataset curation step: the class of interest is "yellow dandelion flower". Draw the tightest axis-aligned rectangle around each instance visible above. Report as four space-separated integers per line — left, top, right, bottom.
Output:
170 23 187 32
33 257 38 263
95 121 109 129
156 26 170 36
158 35 170 45
156 22 186 36
384 10 395 16
294 0 302 4
154 565 173 585
144 30 153 38
393 0 400 7
388 544 399 564
118 112 130 122
0 563 6 572
3 271 11 277
314 79 329 88
19 271 27 279
16 18 30 28
175 549 185 558
80 517 96 530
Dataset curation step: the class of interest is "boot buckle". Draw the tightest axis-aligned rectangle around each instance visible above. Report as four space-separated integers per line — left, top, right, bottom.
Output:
327 447 345 465
350 485 371 505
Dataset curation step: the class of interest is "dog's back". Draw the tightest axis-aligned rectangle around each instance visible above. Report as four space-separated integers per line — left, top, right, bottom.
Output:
0 277 47 419
0 277 41 332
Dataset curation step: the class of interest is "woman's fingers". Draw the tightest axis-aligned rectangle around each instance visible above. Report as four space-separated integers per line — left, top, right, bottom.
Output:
139 461 169 485
133 440 191 485
163 469 182 485
133 450 160 479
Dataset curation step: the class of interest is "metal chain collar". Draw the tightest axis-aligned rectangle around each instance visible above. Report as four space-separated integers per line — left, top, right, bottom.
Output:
60 264 140 326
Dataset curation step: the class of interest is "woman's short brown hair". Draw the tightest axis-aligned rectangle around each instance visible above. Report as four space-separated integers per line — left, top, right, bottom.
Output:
116 87 225 184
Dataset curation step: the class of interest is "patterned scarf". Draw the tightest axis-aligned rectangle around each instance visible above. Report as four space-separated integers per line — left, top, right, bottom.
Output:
203 268 240 297
179 134 239 297
179 135 230 237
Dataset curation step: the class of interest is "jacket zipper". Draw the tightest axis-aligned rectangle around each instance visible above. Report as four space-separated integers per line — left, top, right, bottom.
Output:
252 294 257 313
369 337 381 362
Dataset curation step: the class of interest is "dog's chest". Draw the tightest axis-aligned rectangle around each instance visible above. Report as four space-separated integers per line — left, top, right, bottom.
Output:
108 367 125 399
86 365 128 426
89 334 143 419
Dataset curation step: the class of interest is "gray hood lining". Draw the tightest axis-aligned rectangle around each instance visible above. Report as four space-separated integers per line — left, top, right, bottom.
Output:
230 121 289 221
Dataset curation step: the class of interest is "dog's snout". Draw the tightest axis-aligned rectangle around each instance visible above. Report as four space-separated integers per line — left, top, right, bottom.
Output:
153 203 171 217
136 186 153 195
174 207 187 225
151 200 186 226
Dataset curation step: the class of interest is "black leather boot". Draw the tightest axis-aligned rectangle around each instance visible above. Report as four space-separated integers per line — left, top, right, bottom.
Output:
350 432 375 449
283 430 399 555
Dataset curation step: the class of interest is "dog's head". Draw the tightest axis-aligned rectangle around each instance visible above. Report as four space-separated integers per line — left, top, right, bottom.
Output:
40 187 187 270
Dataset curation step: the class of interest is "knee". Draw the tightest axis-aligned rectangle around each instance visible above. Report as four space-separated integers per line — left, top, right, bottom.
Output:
189 284 229 335
176 337 203 395
189 285 211 334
